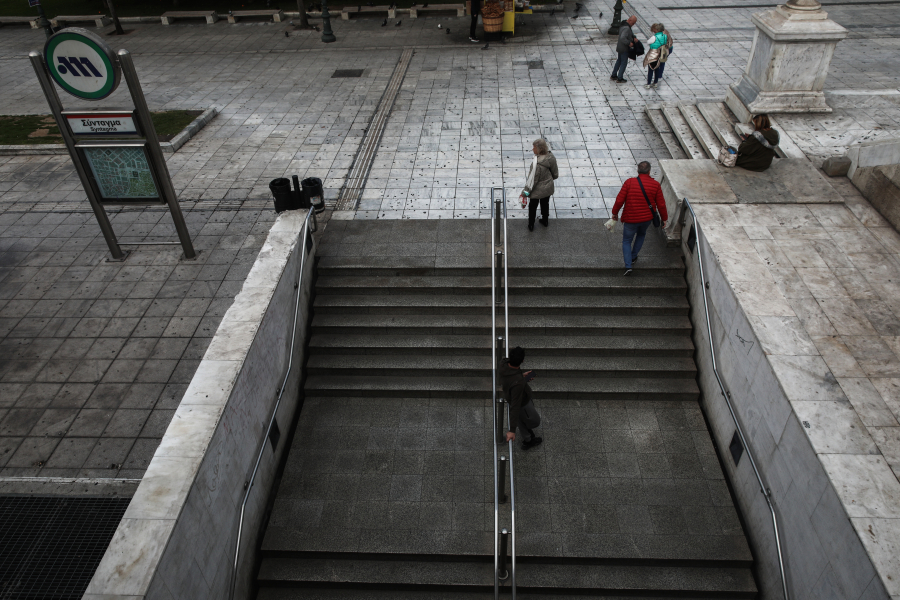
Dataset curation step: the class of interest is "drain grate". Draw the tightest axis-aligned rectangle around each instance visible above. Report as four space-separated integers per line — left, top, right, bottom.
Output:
0 496 130 599
528 60 544 69
332 69 364 78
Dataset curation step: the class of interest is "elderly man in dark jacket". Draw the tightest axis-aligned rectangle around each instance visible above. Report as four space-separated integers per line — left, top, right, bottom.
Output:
499 347 542 450
611 16 637 83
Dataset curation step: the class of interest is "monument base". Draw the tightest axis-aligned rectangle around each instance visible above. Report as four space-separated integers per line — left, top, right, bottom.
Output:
729 4 846 115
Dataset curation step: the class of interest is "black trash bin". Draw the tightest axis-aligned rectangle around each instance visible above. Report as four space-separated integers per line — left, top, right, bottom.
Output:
301 177 326 213
269 178 295 213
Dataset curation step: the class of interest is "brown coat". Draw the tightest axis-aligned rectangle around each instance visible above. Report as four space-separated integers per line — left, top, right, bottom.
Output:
521 152 559 199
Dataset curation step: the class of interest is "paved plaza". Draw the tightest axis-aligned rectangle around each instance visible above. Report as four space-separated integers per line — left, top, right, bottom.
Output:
0 0 898 480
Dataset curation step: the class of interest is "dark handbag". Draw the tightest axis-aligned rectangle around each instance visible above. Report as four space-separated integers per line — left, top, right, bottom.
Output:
636 177 661 228
628 39 645 60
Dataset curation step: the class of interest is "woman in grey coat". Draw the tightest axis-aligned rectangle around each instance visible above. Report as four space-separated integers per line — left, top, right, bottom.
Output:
520 138 559 231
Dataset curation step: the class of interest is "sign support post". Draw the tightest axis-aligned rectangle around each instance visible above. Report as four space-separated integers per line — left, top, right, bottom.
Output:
118 50 195 259
28 50 127 260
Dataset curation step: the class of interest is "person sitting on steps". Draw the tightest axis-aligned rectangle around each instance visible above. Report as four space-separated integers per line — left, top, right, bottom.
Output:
736 114 780 172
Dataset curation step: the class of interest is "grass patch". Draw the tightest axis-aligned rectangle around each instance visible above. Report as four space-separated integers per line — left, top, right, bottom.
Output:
0 110 203 145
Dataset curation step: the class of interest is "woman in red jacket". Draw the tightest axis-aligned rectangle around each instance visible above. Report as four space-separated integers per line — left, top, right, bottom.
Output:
611 162 668 275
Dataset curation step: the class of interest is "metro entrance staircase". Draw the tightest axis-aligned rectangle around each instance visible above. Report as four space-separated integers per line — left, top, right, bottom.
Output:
254 219 757 599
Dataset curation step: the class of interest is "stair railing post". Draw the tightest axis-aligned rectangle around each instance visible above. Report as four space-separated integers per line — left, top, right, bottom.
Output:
495 250 503 305
494 196 502 244
498 455 508 503
499 529 509 580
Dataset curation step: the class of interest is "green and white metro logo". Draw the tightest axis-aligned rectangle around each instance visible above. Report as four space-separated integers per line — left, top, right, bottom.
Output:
44 28 121 100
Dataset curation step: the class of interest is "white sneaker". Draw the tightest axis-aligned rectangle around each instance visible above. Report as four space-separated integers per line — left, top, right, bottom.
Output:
644 84 652 89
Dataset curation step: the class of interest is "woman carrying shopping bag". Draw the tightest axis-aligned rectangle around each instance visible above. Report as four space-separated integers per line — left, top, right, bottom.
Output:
519 138 559 231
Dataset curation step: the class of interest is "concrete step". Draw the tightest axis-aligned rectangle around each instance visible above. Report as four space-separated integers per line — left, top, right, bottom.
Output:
309 333 696 357
646 106 689 160
316 275 687 296
306 355 698 379
260 590 746 600
679 103 721 160
318 255 684 276
257 557 756 597
311 314 693 336
660 104 707 160
313 294 690 316
696 102 742 149
304 376 700 400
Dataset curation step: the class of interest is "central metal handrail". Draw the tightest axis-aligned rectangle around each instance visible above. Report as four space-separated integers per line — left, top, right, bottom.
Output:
682 197 789 600
229 208 317 600
490 188 515 599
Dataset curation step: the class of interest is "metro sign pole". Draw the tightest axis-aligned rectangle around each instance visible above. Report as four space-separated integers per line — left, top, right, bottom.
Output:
31 28 196 261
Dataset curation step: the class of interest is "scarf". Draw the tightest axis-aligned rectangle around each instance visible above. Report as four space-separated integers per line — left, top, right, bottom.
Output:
525 155 538 191
752 130 777 149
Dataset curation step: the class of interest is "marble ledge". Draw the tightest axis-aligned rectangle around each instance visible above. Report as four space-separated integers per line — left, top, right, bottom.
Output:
84 518 174 597
123 455 204 521
179 360 243 407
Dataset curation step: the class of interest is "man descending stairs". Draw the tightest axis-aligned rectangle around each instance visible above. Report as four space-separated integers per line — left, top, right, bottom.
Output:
255 219 756 599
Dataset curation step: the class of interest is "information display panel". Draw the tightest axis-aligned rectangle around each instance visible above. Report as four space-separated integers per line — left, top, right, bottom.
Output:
78 142 163 204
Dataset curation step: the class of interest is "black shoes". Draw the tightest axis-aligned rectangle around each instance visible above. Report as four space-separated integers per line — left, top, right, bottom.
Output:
540 218 548 227
616 78 627 83
624 269 632 276
528 222 534 231
632 256 638 264
610 75 617 80
522 437 543 450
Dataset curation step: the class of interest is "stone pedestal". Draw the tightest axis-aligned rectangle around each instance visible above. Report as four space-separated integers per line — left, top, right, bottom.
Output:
727 3 847 115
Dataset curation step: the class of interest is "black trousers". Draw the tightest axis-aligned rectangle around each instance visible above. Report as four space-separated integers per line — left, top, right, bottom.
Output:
528 196 549 225
470 14 478 38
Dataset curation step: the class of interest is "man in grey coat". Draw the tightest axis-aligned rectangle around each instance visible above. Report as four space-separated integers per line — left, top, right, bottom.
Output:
611 16 637 83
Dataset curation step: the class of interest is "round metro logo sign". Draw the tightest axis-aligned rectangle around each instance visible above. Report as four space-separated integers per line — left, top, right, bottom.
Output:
44 28 121 100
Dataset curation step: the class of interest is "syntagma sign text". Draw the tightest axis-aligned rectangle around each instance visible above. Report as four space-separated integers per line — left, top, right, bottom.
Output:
67 113 138 136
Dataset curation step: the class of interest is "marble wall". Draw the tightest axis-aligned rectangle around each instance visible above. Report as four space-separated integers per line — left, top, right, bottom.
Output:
680 204 897 600
83 210 317 600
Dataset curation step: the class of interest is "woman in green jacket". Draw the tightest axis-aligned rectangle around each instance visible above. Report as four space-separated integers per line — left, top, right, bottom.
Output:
736 114 780 172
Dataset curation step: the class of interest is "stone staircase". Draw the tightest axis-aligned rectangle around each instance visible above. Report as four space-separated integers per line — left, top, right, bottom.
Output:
646 100 807 161
254 220 757 599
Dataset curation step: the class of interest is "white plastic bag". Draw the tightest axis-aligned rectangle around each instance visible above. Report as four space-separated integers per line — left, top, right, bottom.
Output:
604 218 617 232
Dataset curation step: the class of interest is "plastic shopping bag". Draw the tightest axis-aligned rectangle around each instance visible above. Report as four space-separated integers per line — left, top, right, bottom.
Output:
604 218 617 232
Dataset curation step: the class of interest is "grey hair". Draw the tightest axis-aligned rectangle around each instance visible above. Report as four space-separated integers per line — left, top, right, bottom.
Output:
532 139 550 155
637 161 651 174
651 23 663 33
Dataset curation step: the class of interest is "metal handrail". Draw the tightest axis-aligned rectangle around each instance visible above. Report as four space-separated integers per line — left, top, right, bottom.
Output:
229 208 317 600
682 197 789 600
490 188 515 599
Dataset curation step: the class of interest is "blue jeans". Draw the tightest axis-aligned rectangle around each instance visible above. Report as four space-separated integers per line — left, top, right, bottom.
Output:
612 51 629 80
622 220 652 268
647 61 665 84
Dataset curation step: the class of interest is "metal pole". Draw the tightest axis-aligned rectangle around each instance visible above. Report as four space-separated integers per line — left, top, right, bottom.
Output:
495 399 505 445
499 529 509 580
607 0 623 34
494 197 502 245
321 0 336 42
117 50 196 260
498 456 508 504
28 52 127 261
495 250 503 305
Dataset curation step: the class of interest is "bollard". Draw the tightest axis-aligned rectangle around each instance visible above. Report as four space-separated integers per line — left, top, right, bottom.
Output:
499 455 508 504
499 528 510 580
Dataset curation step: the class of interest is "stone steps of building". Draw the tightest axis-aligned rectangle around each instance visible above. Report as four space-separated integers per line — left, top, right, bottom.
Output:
678 103 721 160
311 314 693 336
645 107 690 160
316 275 687 297
660 104 707 160
305 355 698 379
308 333 696 357
260 590 744 600
304 376 700 400
314 294 690 316
256 556 756 597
